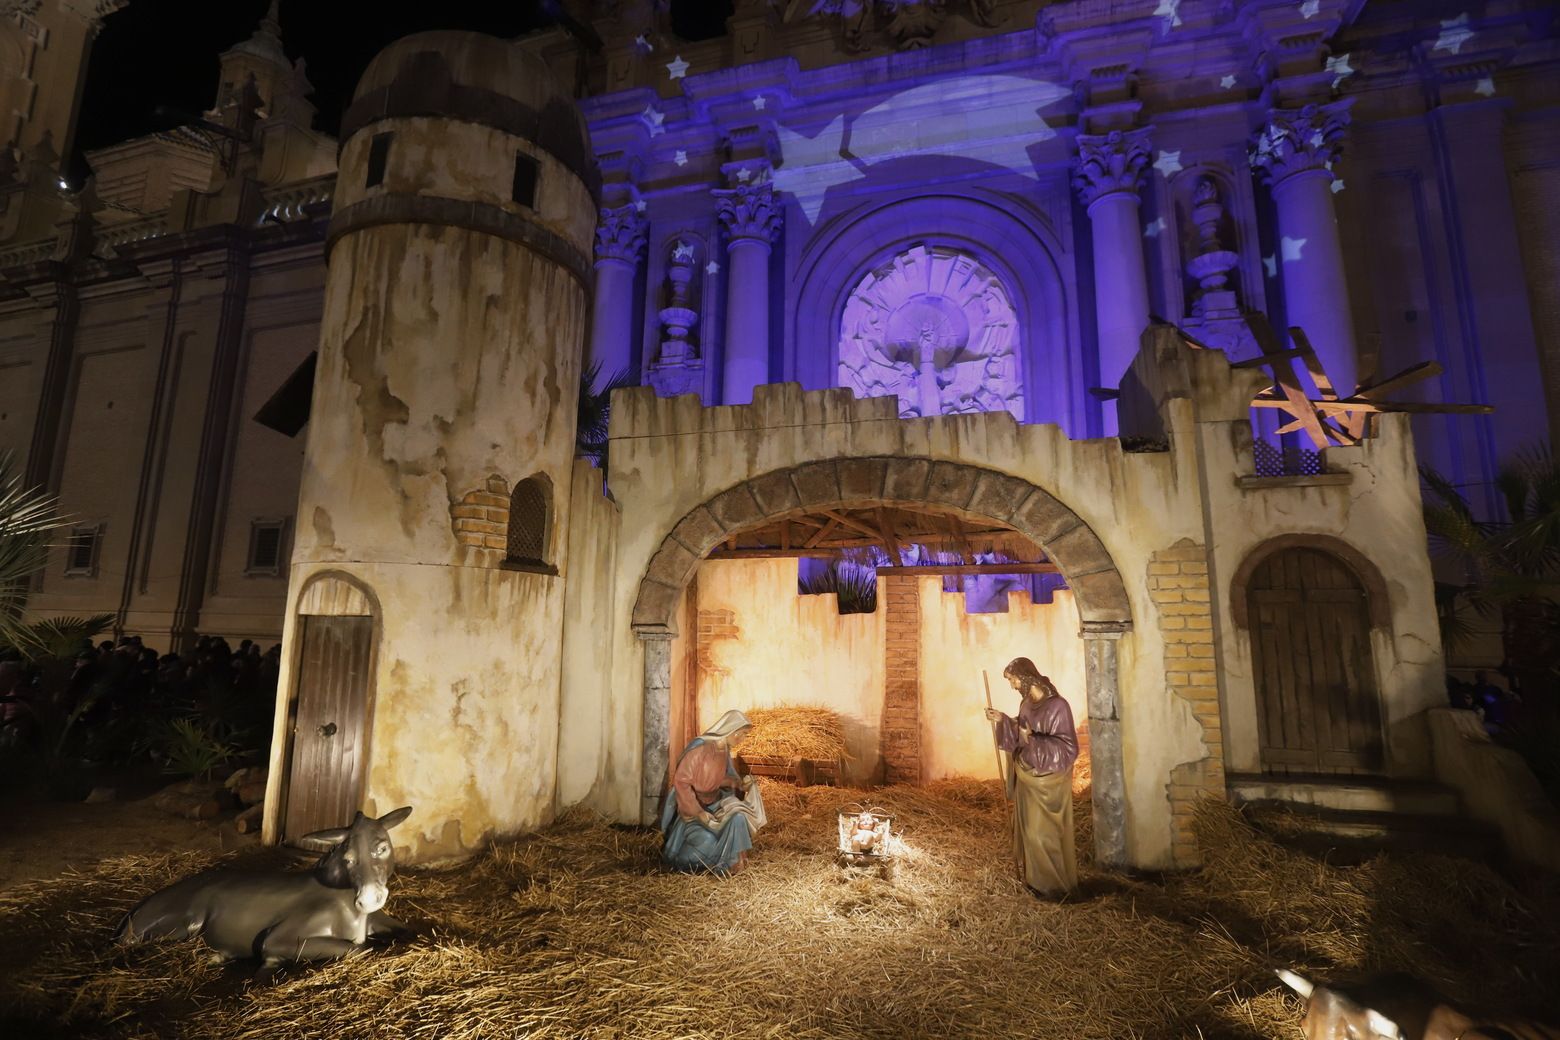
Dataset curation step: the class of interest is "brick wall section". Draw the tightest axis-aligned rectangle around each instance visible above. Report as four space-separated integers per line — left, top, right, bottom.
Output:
695 608 737 677
881 573 922 785
1149 538 1225 867
451 475 510 553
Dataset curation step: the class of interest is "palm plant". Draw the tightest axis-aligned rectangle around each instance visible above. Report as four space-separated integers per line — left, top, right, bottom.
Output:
0 449 65 654
576 361 636 469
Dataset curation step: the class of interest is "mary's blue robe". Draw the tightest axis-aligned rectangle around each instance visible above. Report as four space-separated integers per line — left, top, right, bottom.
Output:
660 737 754 874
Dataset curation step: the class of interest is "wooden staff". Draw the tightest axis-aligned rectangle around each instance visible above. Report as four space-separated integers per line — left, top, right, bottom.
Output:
983 670 1010 798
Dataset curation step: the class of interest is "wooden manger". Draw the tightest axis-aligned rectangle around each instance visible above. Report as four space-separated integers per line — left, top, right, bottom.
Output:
734 705 848 787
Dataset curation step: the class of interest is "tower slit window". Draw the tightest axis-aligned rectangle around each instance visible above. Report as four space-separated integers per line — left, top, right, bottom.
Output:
512 152 539 208
506 477 550 567
365 132 393 188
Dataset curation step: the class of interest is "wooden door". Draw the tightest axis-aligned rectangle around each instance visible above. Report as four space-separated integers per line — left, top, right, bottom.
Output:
1249 548 1384 775
283 615 374 841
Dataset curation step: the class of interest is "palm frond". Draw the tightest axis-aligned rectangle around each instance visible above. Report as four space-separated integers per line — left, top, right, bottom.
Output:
576 362 635 467
0 449 71 652
10 613 117 662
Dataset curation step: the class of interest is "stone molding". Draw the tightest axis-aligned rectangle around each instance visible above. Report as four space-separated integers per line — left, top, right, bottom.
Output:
1251 101 1352 188
712 182 781 245
1073 127 1154 209
594 204 647 266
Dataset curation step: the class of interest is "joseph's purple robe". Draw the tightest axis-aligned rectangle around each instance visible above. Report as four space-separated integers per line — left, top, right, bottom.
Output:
995 695 1078 774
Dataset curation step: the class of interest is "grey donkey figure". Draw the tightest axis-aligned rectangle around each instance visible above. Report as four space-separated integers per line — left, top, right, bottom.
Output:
115 806 414 981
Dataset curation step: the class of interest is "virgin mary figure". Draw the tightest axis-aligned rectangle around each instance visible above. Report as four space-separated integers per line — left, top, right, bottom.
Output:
660 709 768 875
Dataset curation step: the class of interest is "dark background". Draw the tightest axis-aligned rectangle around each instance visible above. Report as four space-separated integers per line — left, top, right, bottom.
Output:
68 0 732 182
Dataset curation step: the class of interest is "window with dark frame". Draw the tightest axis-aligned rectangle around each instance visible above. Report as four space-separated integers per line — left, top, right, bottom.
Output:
64 525 102 577
511 151 539 208
365 132 393 189
506 478 549 566
246 519 287 576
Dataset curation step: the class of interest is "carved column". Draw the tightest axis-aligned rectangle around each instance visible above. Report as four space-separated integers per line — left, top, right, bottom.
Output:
713 182 780 405
588 204 647 390
638 628 675 825
1074 128 1153 425
1082 621 1129 868
1253 101 1359 394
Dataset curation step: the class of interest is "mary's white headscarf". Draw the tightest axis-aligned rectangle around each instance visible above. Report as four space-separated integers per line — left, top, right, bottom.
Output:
699 709 752 742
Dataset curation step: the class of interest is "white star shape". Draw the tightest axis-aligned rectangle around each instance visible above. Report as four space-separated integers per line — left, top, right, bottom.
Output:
1143 217 1168 238
641 106 665 137
705 260 720 275
736 167 753 183
672 241 694 261
633 198 648 213
673 149 688 167
633 33 651 52
1434 13 1473 55
1325 53 1353 87
1220 74 1237 89
1154 0 1182 29
1309 129 1326 149
1300 0 1319 19
1475 77 1495 97
1263 254 1278 278
1280 235 1307 263
752 95 767 111
1330 178 1345 194
1154 150 1183 178
666 55 689 80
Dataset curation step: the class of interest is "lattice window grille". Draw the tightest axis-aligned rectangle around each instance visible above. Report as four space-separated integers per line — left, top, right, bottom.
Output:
507 479 549 564
1253 439 1326 477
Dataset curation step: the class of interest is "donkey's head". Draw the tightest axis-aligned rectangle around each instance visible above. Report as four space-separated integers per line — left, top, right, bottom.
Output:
303 806 412 913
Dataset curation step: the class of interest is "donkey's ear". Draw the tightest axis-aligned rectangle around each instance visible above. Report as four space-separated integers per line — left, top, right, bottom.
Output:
299 826 350 849
376 806 412 829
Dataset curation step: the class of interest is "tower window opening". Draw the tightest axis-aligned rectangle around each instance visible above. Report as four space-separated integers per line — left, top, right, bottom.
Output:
512 152 539 208
506 477 550 566
365 132 393 189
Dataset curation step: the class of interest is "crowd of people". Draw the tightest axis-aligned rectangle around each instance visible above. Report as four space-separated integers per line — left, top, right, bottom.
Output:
0 634 280 755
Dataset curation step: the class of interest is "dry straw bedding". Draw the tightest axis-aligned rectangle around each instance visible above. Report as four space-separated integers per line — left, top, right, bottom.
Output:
1 780 1556 1040
737 706 849 762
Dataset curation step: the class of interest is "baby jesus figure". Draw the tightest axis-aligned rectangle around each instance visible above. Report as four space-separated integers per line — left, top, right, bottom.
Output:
848 812 882 855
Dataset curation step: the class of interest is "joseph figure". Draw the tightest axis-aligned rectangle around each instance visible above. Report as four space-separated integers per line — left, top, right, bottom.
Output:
984 656 1080 897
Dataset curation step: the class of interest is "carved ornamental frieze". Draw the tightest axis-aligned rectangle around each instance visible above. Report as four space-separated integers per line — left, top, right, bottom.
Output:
837 244 1023 420
1251 101 1352 187
1072 128 1154 208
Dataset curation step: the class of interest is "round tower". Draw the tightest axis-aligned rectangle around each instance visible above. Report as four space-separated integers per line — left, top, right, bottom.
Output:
264 32 597 864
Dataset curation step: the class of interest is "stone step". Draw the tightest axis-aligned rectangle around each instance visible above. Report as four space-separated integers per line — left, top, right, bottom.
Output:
1227 772 1462 816
1240 800 1503 864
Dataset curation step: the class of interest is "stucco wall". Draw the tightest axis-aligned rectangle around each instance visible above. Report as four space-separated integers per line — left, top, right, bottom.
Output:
918 580 1087 782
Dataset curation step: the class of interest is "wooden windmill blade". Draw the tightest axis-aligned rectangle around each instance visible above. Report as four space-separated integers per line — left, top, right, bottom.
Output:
1248 314 1334 449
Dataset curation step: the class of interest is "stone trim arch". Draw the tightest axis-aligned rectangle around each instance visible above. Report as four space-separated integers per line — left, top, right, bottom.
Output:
1228 534 1392 631
631 456 1133 867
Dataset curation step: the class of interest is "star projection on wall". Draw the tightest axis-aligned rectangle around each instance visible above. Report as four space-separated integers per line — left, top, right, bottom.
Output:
666 55 689 80
1435 13 1474 54
1475 77 1496 96
1154 150 1183 177
1325 53 1354 88
633 33 651 52
1154 0 1182 30
1144 217 1167 238
641 106 666 137
1299 0 1319 19
752 95 767 110
1280 236 1307 263
705 260 720 274
634 198 648 213
673 149 688 166
1220 74 1237 89
672 241 695 261
1263 254 1278 277
1330 178 1345 194
837 245 1025 421
770 75 1071 226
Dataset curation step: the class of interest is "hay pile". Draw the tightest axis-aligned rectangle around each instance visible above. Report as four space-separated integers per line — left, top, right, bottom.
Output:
739 705 848 761
2 782 1556 1040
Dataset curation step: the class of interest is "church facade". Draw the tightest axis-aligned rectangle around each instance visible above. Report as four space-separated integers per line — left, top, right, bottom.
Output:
1 0 1557 868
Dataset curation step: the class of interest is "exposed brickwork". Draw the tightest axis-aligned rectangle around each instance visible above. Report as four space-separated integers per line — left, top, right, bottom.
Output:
452 475 511 554
695 608 737 678
881 573 922 785
1149 539 1224 867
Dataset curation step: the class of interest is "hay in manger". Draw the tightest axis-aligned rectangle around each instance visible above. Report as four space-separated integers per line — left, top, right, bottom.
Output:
736 705 848 786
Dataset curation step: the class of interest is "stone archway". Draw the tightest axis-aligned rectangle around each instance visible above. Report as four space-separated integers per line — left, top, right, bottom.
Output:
631 455 1134 867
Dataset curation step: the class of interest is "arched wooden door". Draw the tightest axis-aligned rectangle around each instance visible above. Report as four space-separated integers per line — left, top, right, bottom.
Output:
1249 548 1384 775
283 577 376 842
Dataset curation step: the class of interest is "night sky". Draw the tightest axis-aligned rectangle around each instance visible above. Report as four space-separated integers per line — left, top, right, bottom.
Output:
68 0 560 180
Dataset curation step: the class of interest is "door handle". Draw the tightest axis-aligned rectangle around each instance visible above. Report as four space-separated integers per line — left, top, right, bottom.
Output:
317 722 338 738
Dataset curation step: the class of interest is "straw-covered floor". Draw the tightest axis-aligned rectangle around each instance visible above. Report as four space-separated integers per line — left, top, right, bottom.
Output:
1 778 1556 1040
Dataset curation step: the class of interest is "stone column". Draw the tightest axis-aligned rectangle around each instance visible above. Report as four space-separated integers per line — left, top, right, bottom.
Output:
1074 128 1154 421
713 183 780 405
1253 101 1359 394
587 204 647 390
1082 621 1129 868
639 629 674 825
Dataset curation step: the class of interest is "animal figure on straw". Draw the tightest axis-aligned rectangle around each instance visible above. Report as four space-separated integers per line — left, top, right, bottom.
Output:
1276 968 1559 1040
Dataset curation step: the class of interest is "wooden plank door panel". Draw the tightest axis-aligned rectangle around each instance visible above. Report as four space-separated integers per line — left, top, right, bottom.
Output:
284 616 373 842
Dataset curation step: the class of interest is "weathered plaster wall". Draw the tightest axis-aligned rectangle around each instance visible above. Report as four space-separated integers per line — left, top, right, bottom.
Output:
582 381 1209 869
691 557 886 784
918 581 1087 783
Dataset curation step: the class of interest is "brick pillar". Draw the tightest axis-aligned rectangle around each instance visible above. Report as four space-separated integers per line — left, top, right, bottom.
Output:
881 573 922 785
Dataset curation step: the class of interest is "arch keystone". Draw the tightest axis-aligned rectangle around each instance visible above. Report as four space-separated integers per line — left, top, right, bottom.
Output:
927 461 981 509
837 457 888 500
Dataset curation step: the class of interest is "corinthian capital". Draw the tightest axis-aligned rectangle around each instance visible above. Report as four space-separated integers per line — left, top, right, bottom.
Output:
713 183 781 244
1073 127 1154 209
594 204 648 266
1252 101 1352 187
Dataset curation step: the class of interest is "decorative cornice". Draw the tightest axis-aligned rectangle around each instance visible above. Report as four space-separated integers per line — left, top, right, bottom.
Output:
1072 127 1153 209
594 204 647 266
1251 100 1352 187
712 182 780 244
